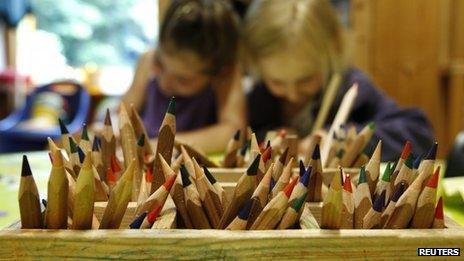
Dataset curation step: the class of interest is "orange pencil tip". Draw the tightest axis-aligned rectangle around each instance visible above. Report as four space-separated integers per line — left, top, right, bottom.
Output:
106 168 117 183
283 177 298 198
111 155 122 173
427 167 440 189
435 197 444 220
145 168 154 183
163 173 177 191
343 174 352 193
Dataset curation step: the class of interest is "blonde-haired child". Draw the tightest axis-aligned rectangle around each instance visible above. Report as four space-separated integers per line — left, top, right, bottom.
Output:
243 0 433 160
123 0 245 153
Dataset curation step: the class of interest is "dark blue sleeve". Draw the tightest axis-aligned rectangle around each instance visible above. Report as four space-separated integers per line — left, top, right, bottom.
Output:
341 69 435 161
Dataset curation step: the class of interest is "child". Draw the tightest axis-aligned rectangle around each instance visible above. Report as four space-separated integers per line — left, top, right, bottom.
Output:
242 0 434 161
123 0 245 153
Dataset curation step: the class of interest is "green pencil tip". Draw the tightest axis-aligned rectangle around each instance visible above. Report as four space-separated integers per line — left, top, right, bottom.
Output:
292 192 307 211
368 122 376 130
167 97 176 115
69 137 78 153
81 124 89 141
381 162 392 182
137 134 145 147
404 154 414 169
358 166 367 184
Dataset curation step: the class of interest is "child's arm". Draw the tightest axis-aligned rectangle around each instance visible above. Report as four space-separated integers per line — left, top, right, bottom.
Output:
121 50 155 111
175 66 246 153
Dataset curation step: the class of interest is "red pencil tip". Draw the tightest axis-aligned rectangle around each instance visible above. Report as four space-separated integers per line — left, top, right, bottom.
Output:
435 197 444 220
283 177 298 198
147 206 163 224
107 167 117 183
427 167 440 189
262 147 272 162
343 174 352 193
401 141 412 160
163 173 177 191
145 168 154 183
111 155 122 173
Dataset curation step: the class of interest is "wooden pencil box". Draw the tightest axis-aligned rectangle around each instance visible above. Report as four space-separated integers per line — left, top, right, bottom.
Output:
1 168 463 259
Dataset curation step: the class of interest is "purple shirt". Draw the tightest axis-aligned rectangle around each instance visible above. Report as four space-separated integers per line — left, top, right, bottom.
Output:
247 68 435 161
142 78 217 137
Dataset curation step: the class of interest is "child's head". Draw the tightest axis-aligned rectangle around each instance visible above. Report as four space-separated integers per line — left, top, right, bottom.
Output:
243 0 345 104
156 0 240 97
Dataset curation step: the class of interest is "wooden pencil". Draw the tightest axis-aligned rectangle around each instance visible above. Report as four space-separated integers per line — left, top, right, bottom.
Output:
339 122 376 167
374 162 393 203
171 153 183 173
257 147 271 182
140 205 163 229
410 154 423 184
390 141 412 184
218 155 260 229
246 163 274 229
383 167 424 229
341 173 354 229
416 142 438 189
381 182 406 228
99 159 135 229
226 199 253 230
45 144 69 229
393 154 414 193
366 140 382 196
192 158 223 228
130 104 154 159
152 97 176 192
249 133 260 164
362 190 386 229
101 109 116 180
411 167 440 228
136 168 153 212
311 73 342 134
58 118 75 155
307 144 323 202
288 166 310 207
129 211 147 229
249 177 298 230
299 202 320 229
79 124 91 152
432 197 444 229
92 164 109 202
352 153 370 168
19 155 43 229
91 137 105 181
236 140 248 168
72 152 95 229
174 140 218 168
119 103 141 201
354 167 372 229
151 197 177 229
328 148 344 168
106 155 121 191
278 192 307 229
180 145 196 181
159 153 193 228
223 130 241 167
321 168 343 229
135 172 176 216
180 165 211 229
203 166 228 209
272 147 288 181
271 158 294 199
321 84 358 166
69 137 81 175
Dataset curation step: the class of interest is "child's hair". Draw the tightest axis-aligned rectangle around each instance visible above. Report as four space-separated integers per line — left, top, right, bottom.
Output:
159 0 240 76
242 0 346 81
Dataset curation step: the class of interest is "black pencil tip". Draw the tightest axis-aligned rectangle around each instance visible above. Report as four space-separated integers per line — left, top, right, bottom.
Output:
58 118 69 134
81 124 89 141
279 147 289 164
299 160 305 177
373 190 386 212
203 166 217 184
137 134 145 147
21 155 32 177
167 97 176 115
129 212 147 229
180 164 191 187
77 146 85 163
246 154 261 176
41 199 47 207
312 144 321 160
104 108 112 126
92 136 100 152
425 142 438 160
233 129 241 141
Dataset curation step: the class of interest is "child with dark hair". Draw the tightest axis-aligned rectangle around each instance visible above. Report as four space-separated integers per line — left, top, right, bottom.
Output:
123 0 245 153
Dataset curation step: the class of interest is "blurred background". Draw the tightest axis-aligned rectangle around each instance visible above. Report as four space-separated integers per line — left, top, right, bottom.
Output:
0 0 462 157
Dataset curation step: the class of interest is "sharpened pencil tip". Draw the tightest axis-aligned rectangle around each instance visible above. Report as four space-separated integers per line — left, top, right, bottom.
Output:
404 154 414 169
203 166 217 184
343 174 352 193
180 164 191 187
69 137 78 153
247 155 261 176
292 192 307 211
283 177 298 197
425 142 438 160
358 166 367 184
92 136 100 152
262 146 272 162
21 155 32 177
237 199 253 220
391 182 406 202
129 212 147 229
413 154 422 169
381 162 392 182
300 166 311 187
299 160 305 177
104 108 112 126
147 206 163 224
163 173 177 191
312 144 321 160
368 122 376 130
279 147 289 164
233 129 241 140
77 146 85 164
167 97 176 115
373 190 386 212
58 118 69 134
401 141 412 160
137 134 145 147
435 197 444 220
81 124 89 141
427 167 440 189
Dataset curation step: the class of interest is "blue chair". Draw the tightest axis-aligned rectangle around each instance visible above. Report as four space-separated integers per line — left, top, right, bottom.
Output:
0 81 90 153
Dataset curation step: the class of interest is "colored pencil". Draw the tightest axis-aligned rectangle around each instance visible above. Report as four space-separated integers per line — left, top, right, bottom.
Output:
417 142 438 189
130 104 154 159
340 122 376 167
374 162 392 203
341 173 354 229
140 205 163 229
180 165 211 229
288 166 310 207
134 172 176 217
354 167 372 228
223 130 241 167
151 197 177 229
362 190 386 229
321 168 343 229
272 147 288 181
393 154 414 193
180 145 196 181
203 166 228 209
129 211 147 229
152 97 176 192
226 199 253 230
72 152 95 229
79 124 91 152
278 192 307 229
99 159 135 229
411 167 440 228
46 143 69 229
101 109 116 179
19 155 43 229
390 141 412 184
381 182 406 228
366 140 382 196
271 158 294 199
246 163 273 229
432 197 444 229
91 137 105 181
307 144 323 202
218 155 260 229
69 137 81 175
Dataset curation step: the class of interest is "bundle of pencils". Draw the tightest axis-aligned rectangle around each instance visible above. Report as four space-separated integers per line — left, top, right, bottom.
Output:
321 141 446 229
